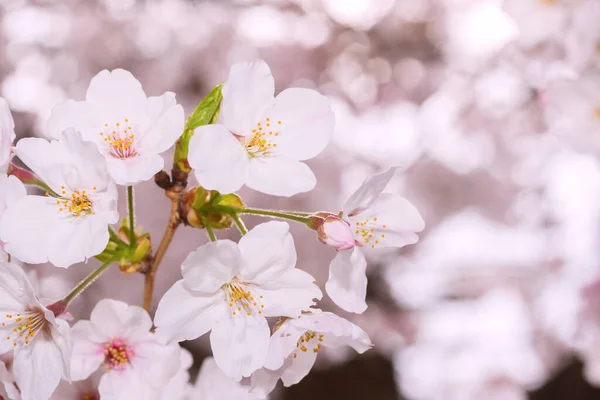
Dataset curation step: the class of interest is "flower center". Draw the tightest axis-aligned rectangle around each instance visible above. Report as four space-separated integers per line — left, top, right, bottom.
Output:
99 118 137 159
594 106 600 121
540 0 556 5
353 217 386 248
2 308 47 347
81 394 99 400
103 338 135 371
222 279 265 317
245 117 282 157
47 186 97 217
293 330 324 358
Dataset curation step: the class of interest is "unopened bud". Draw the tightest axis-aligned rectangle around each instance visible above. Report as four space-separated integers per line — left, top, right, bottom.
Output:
317 216 355 250
119 235 152 274
182 188 245 230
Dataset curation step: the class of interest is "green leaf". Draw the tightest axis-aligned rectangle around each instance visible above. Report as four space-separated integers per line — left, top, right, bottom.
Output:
174 84 223 173
212 193 244 210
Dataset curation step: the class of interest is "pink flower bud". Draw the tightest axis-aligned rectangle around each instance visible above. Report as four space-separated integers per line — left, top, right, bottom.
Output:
318 217 355 250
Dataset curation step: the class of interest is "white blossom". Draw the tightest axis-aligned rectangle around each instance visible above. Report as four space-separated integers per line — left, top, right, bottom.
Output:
48 69 184 186
251 309 372 398
318 168 424 313
0 129 119 268
70 299 180 400
0 261 71 400
154 221 322 381
188 60 334 196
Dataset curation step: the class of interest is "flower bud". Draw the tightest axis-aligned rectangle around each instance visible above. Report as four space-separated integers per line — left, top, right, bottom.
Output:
317 216 355 250
182 186 212 228
182 187 245 230
118 235 152 274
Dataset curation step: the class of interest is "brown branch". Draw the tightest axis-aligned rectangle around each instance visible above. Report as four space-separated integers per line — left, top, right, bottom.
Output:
143 176 185 312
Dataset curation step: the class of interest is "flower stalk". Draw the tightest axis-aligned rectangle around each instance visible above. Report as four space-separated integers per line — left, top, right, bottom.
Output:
127 186 136 247
61 260 116 306
239 207 313 225
232 213 248 235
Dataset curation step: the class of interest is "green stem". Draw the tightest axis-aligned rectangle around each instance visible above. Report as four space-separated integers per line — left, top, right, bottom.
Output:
240 208 312 225
127 186 136 248
62 260 115 305
202 217 217 241
232 214 248 235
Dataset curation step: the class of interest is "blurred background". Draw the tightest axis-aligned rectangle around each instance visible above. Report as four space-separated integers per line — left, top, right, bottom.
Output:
2 0 600 398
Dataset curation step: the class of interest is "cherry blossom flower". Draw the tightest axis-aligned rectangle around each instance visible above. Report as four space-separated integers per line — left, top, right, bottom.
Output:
0 129 119 268
154 221 322 381
317 168 425 313
188 60 334 196
70 299 180 400
251 309 372 398
0 261 71 400
0 98 15 170
190 356 261 400
47 69 184 186
0 175 26 261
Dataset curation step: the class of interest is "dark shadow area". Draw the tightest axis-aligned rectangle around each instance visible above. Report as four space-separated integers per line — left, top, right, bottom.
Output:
282 353 402 400
529 359 600 400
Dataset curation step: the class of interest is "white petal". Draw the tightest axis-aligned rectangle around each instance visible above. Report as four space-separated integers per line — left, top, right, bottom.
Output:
263 320 305 370
132 341 180 387
70 321 104 381
210 315 270 381
325 248 368 314
47 100 103 140
182 240 240 294
90 299 153 342
280 350 317 387
138 92 185 153
154 281 222 344
0 263 36 331
86 69 147 117
11 137 69 193
189 125 249 194
238 221 296 282
246 157 316 196
255 269 322 318
195 357 258 400
99 369 155 400
0 97 15 168
14 130 112 194
49 318 73 384
292 311 372 353
0 175 26 223
351 194 425 248
13 333 64 400
263 88 334 160
250 368 280 399
343 168 397 215
0 196 109 268
106 153 164 186
159 347 193 400
221 60 275 137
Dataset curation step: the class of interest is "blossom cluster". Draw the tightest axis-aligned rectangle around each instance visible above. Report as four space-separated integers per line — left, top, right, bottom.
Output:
0 61 423 399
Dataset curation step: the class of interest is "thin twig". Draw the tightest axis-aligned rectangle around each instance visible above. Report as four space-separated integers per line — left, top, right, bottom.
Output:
143 191 182 311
